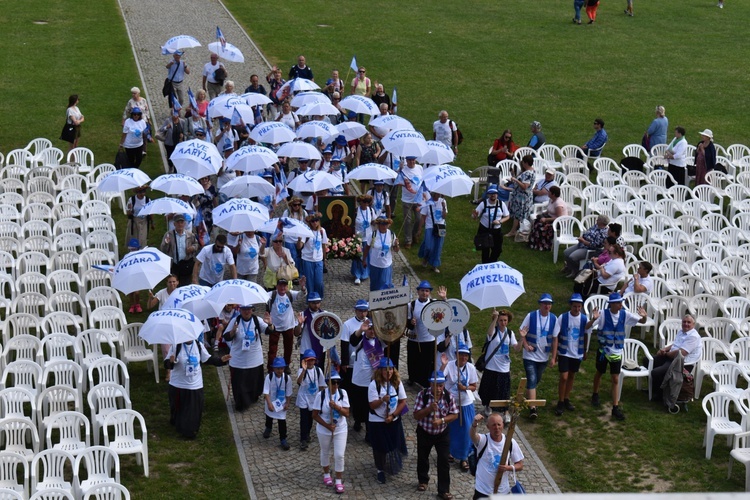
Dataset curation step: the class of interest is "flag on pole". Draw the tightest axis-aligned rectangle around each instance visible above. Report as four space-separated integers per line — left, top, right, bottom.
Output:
231 108 244 127
172 94 182 112
188 88 199 111
391 87 398 115
350 55 359 73
275 168 289 205
216 26 227 50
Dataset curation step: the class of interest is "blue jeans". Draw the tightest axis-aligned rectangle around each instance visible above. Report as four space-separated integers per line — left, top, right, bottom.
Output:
574 0 585 20
523 358 548 390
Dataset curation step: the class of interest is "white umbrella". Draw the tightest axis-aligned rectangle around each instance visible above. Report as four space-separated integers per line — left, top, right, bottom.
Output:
276 141 323 161
161 35 201 54
151 173 204 196
139 308 204 345
258 217 315 240
213 198 269 232
240 92 273 107
286 78 320 93
138 197 197 217
112 247 172 295
220 175 275 199
226 145 280 173
336 122 368 141
96 169 151 193
250 122 297 144
459 262 525 310
369 114 415 132
422 164 474 197
170 140 223 179
421 141 456 165
295 101 341 117
382 129 429 158
165 285 216 320
287 170 342 193
347 163 398 182
204 279 270 313
340 95 379 116
207 41 245 63
291 91 330 108
207 96 245 120
296 121 339 141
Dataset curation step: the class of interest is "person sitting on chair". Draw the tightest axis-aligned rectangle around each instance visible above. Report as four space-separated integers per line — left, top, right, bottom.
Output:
580 118 607 160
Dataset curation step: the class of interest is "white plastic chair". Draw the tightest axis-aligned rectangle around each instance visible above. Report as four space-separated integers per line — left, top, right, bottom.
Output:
52 234 85 254
727 184 750 218
84 231 119 263
30 449 74 494
658 295 690 326
87 358 130 397
76 330 116 373
657 260 691 291
729 429 750 492
703 391 747 459
40 361 84 406
699 240 727 263
37 386 82 440
0 387 37 424
708 275 740 298
119 323 158 384
722 225 749 255
648 169 676 190
82 482 130 500
10 292 48 317
5 149 33 168
84 215 116 235
0 451 28 499
666 275 707 298
3 313 40 344
77 250 114 281
30 488 75 500
51 203 81 223
85 288 123 319
38 333 80 366
621 170 649 190
46 270 82 295
710 361 750 399
87 383 132 446
695 337 735 398
552 216 581 264
727 144 750 165
81 271 113 295
623 293 656 342
722 256 750 277
688 294 723 328
73 446 120 497
618 339 653 400
36 148 65 169
66 148 95 174
657 319 682 351
561 157 589 177
15 272 47 297
87 164 117 188
46 411 90 457
87 307 126 347
103 409 149 477
0 417 40 463
691 260 725 284
2 336 42 367
48 292 87 332
15 251 49 276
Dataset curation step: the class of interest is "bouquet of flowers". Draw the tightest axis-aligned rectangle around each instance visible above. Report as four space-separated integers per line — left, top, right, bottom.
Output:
327 235 363 260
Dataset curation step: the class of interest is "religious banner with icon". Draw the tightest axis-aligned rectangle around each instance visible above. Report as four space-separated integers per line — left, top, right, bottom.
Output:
369 285 409 344
319 196 356 240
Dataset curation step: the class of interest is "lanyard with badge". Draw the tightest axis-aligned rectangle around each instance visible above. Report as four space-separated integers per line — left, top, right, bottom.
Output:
379 231 389 257
313 230 321 251
185 342 198 377
242 319 255 350
306 369 318 395
330 389 340 423
360 208 370 229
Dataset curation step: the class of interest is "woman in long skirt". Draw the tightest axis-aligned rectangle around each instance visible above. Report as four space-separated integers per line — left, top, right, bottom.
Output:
418 192 447 273
441 344 479 471
368 358 407 483
363 217 399 292
166 341 230 438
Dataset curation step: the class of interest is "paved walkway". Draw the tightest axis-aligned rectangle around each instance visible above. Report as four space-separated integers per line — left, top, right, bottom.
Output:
117 1 560 497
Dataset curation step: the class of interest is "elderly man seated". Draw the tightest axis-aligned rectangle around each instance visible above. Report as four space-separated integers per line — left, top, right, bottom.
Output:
562 214 609 277
650 314 702 404
619 261 654 296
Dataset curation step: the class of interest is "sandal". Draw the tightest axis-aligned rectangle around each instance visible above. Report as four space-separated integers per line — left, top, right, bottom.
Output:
417 483 428 492
438 493 454 500
460 460 470 472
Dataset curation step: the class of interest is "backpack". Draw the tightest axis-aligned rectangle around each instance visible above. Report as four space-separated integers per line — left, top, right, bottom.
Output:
449 120 464 145
468 434 513 476
223 315 263 344
421 387 452 409
268 290 294 311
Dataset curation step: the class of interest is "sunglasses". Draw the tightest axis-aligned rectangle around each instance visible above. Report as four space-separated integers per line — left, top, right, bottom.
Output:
272 240 282 243
196 133 205 137
504 135 511 139
330 380 340 384
359 70 366 73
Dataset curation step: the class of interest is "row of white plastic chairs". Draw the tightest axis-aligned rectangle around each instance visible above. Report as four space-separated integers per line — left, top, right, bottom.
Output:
0 248 116 281
2 139 95 172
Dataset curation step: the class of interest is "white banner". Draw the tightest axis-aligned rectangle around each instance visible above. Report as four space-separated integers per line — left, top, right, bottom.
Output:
369 285 410 309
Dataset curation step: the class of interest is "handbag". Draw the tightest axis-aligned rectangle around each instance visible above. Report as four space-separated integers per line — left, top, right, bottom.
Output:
154 127 167 142
277 262 299 281
162 61 180 97
429 204 447 237
114 149 128 169
60 122 76 143
574 269 593 284
171 258 194 278
511 471 526 494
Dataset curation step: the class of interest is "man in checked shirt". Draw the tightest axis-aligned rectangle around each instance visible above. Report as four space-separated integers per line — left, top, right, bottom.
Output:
413 371 459 499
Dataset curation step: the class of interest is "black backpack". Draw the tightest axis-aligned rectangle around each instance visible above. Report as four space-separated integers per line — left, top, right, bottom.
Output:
468 434 513 476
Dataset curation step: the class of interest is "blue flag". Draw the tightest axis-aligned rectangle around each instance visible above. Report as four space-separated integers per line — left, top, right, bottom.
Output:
391 87 398 115
172 94 182 112
275 168 289 205
231 108 244 127
216 26 226 49
188 88 199 111
350 55 358 73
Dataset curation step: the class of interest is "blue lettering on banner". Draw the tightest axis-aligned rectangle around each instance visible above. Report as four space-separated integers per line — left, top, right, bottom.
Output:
464 273 521 291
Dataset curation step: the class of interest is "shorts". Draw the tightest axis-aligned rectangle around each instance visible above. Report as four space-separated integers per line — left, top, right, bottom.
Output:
558 356 582 373
523 358 548 390
595 349 621 375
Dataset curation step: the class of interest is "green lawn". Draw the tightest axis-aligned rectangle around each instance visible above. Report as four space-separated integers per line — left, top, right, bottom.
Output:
227 0 750 492
3 0 749 494
0 2 248 497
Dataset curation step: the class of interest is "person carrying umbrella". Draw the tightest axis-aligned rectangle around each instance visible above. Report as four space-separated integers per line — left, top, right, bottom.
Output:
166 50 190 106
164 338 230 439
160 214 199 286
223 304 273 412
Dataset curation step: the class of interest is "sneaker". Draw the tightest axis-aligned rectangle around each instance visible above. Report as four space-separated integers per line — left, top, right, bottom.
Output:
134 304 142 313
377 471 386 484
335 483 344 494
263 427 271 439
280 439 290 450
434 267 440 274
588 19 594 24
564 399 576 411
354 278 361 285
300 440 309 451
128 305 136 313
323 475 333 486
529 407 538 419
577 19 582 24
555 401 564 416
591 393 600 407
612 406 626 421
